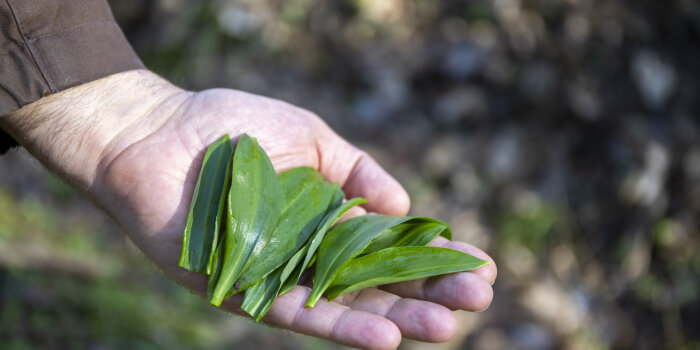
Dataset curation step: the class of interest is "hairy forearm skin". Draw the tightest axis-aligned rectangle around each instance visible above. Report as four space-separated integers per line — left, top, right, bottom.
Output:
0 70 190 192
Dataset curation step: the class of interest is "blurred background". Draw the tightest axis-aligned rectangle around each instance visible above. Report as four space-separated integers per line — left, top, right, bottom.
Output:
1 0 699 349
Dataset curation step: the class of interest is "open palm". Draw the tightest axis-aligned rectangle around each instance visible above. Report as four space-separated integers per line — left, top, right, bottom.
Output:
91 88 496 350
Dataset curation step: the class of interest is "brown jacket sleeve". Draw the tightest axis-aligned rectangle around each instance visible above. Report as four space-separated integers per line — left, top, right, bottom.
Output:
0 0 144 152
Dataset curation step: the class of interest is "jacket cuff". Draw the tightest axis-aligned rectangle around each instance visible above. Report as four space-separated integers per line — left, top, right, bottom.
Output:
0 0 144 152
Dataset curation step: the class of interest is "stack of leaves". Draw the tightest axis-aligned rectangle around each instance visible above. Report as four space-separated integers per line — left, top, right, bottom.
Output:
179 134 488 321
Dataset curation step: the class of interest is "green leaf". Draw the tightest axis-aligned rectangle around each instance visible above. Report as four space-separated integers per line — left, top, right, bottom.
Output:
277 244 310 297
305 215 417 307
276 184 346 297
235 167 335 292
207 240 224 300
178 134 233 274
322 183 345 212
240 244 309 321
240 267 282 322
279 196 367 296
361 217 451 255
208 134 284 306
326 246 489 300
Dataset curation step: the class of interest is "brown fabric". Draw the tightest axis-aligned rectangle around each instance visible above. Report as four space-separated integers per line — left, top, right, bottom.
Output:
0 0 144 152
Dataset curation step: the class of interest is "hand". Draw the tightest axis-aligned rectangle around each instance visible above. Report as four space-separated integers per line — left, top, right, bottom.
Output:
1 70 497 350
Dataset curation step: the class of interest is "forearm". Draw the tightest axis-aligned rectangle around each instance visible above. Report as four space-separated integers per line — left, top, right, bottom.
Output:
0 70 188 192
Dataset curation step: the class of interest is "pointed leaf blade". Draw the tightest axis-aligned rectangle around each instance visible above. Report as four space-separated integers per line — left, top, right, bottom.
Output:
362 217 451 255
178 134 233 274
208 134 284 306
326 246 489 300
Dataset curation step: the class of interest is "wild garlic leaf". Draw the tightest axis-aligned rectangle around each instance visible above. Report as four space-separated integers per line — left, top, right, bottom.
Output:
208 134 284 307
325 246 489 300
184 134 487 313
235 167 335 292
240 267 281 322
277 243 310 297
305 214 418 307
326 183 346 214
244 194 366 319
279 196 367 296
178 134 233 274
276 185 351 296
361 217 451 255
241 244 308 321
206 240 224 301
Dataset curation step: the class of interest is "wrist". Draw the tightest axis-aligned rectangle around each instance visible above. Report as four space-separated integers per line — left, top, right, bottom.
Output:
0 70 190 192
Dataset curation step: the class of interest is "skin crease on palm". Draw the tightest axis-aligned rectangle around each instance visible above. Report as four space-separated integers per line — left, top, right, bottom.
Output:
0 70 497 350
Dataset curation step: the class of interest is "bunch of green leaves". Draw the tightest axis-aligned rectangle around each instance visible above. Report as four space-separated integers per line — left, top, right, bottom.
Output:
179 134 488 321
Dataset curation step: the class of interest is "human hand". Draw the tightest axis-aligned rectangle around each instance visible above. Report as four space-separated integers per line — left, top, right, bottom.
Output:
1 70 496 350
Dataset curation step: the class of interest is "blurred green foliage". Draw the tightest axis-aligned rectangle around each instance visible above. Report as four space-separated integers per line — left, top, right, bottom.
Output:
499 202 558 254
0 186 340 350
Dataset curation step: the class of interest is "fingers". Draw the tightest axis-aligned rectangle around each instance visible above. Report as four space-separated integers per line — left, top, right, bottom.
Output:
340 288 457 342
217 283 459 346
221 286 402 350
380 237 496 311
384 271 493 312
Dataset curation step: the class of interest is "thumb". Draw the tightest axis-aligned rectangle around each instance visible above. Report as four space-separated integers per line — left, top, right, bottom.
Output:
318 136 410 216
